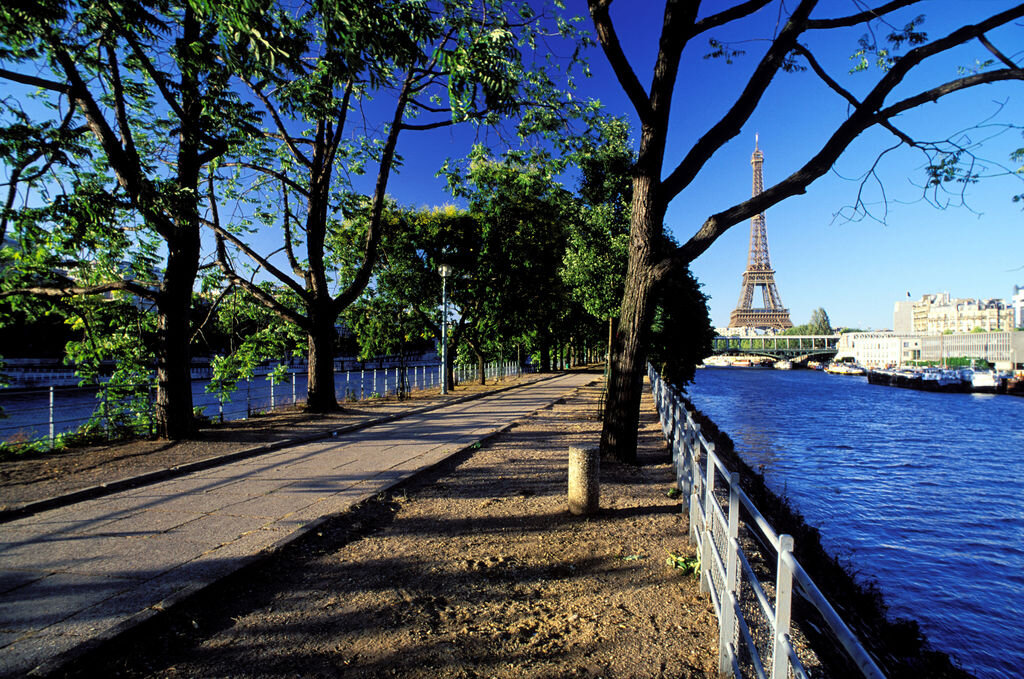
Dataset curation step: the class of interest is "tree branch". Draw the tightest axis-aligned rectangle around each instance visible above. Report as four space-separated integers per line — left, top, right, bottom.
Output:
874 69 1024 121
114 21 188 122
688 0 774 38
106 44 141 172
244 77 313 168
0 68 70 94
806 0 921 30
0 280 155 300
214 237 309 330
977 33 1021 71
586 0 652 122
48 46 174 239
219 162 310 197
661 0 818 202
280 180 304 278
794 43 915 145
205 218 310 303
324 81 355 177
670 63 1024 275
333 72 414 313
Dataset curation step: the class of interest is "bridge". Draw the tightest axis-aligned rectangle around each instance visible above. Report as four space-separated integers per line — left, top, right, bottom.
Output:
710 334 840 361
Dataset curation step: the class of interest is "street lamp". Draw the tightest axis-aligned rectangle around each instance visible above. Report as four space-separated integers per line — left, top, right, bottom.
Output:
439 263 452 394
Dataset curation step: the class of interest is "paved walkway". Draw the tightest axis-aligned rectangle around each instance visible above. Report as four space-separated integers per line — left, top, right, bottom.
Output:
0 372 596 678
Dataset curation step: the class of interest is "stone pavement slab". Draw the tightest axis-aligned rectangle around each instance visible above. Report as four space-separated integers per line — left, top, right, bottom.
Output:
0 371 595 678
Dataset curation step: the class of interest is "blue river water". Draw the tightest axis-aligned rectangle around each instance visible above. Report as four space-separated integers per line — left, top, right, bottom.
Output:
685 368 1024 679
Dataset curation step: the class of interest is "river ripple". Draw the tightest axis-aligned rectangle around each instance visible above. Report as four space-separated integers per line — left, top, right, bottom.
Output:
685 368 1024 679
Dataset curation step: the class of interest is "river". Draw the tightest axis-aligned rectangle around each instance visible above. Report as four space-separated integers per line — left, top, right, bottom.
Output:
684 367 1024 679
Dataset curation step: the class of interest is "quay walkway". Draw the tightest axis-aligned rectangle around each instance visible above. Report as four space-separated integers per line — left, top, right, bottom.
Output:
0 371 596 678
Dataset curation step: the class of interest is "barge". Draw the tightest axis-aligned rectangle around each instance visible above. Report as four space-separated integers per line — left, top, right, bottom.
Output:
867 367 1017 394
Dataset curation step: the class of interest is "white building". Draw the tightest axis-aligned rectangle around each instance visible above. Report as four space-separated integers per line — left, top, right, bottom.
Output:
919 332 1024 372
838 330 1024 371
835 333 920 367
893 300 914 334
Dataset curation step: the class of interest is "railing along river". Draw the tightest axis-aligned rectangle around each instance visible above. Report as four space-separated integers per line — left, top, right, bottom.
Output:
648 364 885 679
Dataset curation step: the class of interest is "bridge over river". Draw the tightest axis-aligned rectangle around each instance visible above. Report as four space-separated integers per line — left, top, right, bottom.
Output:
711 334 840 361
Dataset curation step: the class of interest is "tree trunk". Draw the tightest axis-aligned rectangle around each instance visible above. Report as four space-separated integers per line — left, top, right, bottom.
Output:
540 343 550 372
476 350 486 385
445 354 455 392
600 173 661 463
153 7 201 440
306 309 339 412
606 317 615 368
154 259 196 439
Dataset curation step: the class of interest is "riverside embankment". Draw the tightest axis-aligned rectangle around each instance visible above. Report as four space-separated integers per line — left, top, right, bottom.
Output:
686 367 1024 679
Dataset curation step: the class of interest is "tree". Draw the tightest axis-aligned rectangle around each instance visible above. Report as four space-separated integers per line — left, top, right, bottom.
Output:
561 117 632 360
808 307 833 335
451 149 576 380
364 150 578 389
0 0 294 438
587 0 1024 462
209 0 591 411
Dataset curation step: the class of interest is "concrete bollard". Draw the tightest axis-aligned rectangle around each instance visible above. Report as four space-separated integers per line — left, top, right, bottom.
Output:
568 445 600 515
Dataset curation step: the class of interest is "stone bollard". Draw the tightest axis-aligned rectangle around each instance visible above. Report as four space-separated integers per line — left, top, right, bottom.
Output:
568 445 600 515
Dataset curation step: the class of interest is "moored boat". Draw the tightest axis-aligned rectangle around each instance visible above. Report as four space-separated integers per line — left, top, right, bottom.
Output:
969 369 1007 394
825 362 866 375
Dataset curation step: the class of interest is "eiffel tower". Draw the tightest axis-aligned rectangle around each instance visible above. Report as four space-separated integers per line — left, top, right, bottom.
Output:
728 137 793 330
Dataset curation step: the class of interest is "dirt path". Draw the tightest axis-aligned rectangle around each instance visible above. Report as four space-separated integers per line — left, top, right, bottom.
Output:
48 380 721 678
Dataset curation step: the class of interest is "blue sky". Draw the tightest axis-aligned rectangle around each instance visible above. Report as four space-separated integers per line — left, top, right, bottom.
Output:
376 0 1024 331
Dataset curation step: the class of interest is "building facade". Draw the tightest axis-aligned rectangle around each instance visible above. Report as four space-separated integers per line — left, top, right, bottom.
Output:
837 331 1023 371
905 292 1014 334
919 332 1024 371
893 300 914 334
835 333 921 367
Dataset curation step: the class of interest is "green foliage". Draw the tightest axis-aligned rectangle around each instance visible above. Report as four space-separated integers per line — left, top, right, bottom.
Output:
666 551 700 577
206 285 304 405
808 307 833 335
1 0 300 436
62 296 158 441
562 117 632 322
850 14 927 73
648 265 715 387
783 308 834 336
944 356 991 368
455 148 577 362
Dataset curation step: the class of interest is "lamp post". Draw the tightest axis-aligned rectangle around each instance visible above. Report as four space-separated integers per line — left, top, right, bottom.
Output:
439 263 452 394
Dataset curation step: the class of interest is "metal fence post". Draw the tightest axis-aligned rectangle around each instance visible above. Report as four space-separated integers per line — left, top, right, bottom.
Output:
49 385 55 446
772 534 796 679
292 372 296 405
360 368 365 399
102 384 110 440
270 373 276 411
689 424 702 547
720 471 742 676
700 442 716 595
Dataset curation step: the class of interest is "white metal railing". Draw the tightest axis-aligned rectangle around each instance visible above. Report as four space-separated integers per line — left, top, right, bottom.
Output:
648 364 886 679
